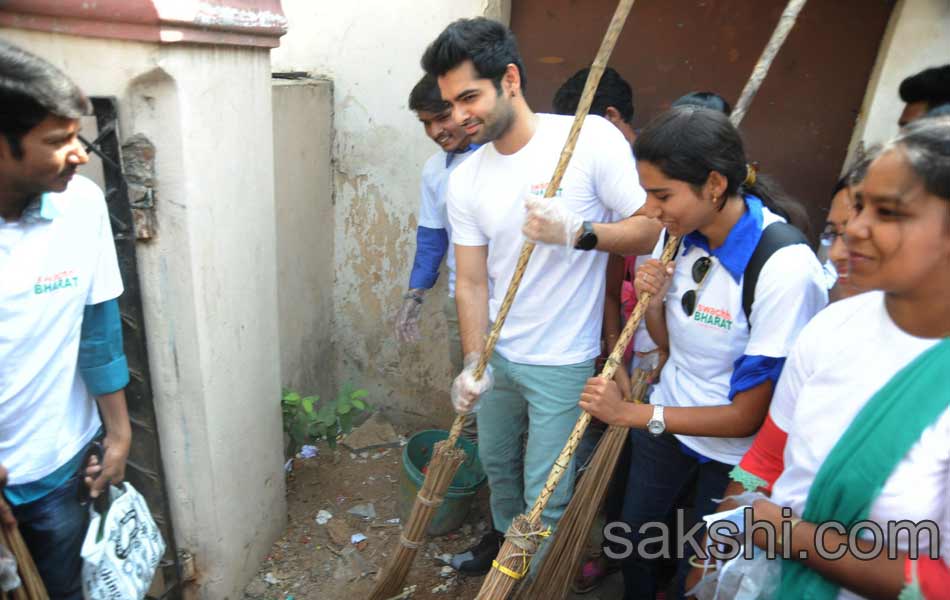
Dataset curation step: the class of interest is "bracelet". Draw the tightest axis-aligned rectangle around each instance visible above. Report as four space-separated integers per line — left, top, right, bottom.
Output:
776 517 803 549
403 291 424 303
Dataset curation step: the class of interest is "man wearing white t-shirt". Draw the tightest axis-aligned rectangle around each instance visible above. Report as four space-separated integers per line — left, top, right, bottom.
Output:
394 73 479 440
0 42 131 599
421 18 661 573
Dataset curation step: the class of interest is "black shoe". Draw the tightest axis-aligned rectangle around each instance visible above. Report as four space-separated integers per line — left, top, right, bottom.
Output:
450 530 504 576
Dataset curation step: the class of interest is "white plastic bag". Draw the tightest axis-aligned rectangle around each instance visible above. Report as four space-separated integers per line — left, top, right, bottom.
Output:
81 482 166 600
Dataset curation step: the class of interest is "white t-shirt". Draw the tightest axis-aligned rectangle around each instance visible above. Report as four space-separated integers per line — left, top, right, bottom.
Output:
0 176 123 485
418 147 476 297
448 113 645 365
653 207 828 464
769 292 949 600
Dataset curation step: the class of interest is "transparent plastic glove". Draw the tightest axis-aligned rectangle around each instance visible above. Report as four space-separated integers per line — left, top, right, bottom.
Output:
451 352 494 414
522 194 585 253
395 288 425 343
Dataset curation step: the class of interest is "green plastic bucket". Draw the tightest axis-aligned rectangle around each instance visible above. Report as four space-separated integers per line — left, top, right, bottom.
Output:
399 429 487 536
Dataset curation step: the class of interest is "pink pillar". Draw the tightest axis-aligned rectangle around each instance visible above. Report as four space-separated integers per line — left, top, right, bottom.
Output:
0 0 286 48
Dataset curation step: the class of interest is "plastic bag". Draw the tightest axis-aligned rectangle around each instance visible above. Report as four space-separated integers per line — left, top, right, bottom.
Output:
687 545 782 600
81 482 166 600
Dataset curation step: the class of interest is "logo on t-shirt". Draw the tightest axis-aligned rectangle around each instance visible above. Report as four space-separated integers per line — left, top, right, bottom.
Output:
529 182 563 197
34 270 79 295
693 304 733 331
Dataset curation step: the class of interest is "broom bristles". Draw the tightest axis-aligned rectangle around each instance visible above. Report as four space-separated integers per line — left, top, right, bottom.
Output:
474 515 541 600
369 439 466 600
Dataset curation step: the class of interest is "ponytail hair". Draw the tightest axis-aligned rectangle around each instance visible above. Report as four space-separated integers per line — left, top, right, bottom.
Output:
633 107 811 235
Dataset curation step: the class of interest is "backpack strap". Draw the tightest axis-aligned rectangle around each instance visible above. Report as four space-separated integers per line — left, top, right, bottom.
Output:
742 222 809 329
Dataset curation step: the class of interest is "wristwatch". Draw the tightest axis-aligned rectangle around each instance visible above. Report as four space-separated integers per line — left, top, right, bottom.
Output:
646 405 666 437
574 221 598 251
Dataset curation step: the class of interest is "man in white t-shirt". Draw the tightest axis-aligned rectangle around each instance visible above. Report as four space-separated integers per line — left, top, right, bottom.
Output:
0 41 131 599
421 18 661 574
394 73 479 440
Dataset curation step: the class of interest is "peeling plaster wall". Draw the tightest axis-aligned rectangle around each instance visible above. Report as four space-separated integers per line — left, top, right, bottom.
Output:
1 29 286 600
271 1 510 425
273 79 336 396
846 0 950 165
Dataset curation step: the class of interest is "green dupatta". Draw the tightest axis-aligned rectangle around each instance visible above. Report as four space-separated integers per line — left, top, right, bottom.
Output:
780 338 950 599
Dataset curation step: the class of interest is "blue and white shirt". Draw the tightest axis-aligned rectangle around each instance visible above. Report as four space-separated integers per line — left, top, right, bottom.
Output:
409 146 478 297
1 175 126 490
652 196 827 465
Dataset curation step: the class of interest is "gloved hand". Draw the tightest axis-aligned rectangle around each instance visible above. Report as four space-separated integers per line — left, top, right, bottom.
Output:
522 193 585 252
451 352 494 414
395 288 425 343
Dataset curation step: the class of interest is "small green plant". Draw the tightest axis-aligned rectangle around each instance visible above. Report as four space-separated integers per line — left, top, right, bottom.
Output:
282 383 370 456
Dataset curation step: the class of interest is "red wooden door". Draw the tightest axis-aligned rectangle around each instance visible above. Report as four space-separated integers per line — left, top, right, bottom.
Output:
511 0 896 239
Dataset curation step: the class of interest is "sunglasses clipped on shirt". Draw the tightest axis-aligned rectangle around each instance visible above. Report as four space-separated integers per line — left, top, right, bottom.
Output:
681 256 713 317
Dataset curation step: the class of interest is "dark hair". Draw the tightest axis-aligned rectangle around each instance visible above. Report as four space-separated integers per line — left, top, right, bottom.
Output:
552 66 633 122
408 73 449 114
831 150 876 198
634 106 809 233
892 115 950 200
421 17 527 92
0 40 88 158
899 64 950 109
671 91 732 116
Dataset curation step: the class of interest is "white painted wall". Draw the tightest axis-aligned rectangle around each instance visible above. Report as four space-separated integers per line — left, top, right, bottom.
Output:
0 29 287 600
847 0 950 164
273 79 336 397
271 0 511 424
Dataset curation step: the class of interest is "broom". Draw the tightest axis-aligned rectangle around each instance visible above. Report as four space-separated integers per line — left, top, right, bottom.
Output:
514 1 811 598
370 1 637 596
0 499 49 600
474 234 679 600
514 370 649 600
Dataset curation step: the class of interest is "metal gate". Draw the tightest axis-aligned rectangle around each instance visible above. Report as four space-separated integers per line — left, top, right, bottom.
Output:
82 97 182 599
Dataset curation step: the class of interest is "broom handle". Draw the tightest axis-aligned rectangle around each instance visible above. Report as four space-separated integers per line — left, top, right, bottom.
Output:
527 236 679 523
0 518 49 600
446 0 637 449
729 0 808 127
470 0 636 382
525 0 808 524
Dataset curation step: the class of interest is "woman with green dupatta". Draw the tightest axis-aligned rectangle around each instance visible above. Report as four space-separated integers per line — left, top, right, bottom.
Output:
688 115 950 599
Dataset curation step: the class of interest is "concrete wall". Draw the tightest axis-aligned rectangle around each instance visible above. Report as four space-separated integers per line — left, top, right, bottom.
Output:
272 79 336 396
1 29 287 600
846 0 950 165
271 0 510 425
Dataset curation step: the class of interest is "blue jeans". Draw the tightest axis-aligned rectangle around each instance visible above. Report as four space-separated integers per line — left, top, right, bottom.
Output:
618 429 732 600
10 465 90 599
477 354 595 534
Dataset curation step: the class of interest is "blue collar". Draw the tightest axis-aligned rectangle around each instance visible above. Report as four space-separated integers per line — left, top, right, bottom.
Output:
445 143 481 168
682 195 764 283
13 193 60 224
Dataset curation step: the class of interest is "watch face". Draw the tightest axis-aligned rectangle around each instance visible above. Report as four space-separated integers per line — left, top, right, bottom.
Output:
578 232 598 251
647 420 664 435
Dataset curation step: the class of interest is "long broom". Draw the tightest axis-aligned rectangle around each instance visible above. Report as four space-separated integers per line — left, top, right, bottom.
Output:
0 499 49 600
474 234 679 600
369 2 637 596
513 1 811 598
514 368 650 600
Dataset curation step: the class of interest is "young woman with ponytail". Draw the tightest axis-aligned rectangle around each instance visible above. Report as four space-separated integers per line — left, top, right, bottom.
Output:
579 106 828 599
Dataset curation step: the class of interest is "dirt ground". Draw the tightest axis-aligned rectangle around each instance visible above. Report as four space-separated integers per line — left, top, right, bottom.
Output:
242 413 623 600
